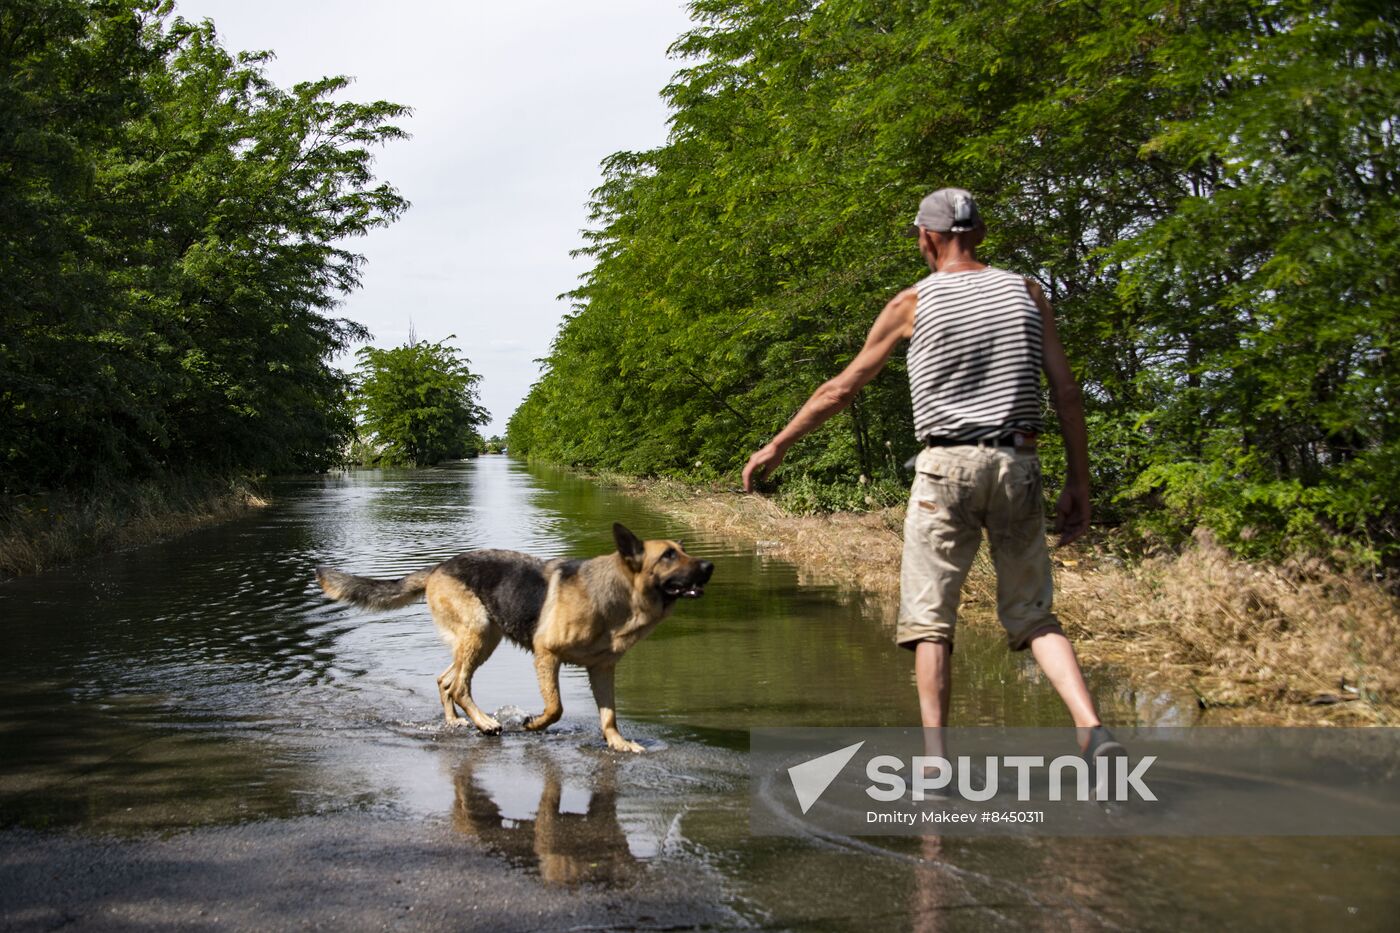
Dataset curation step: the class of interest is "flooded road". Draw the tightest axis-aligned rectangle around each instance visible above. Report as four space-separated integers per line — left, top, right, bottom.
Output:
2 457 1396 930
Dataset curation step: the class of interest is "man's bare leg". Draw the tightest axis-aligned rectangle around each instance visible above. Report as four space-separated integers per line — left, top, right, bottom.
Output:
1027 628 1103 749
920 633 1105 747
914 640 953 764
914 640 953 728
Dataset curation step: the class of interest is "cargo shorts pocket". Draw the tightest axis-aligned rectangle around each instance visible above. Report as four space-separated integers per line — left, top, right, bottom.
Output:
1011 457 1043 519
913 452 979 528
993 456 1044 549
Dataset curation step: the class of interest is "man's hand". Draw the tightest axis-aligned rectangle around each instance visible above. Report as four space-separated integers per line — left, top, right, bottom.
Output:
742 442 787 492
1053 484 1091 546
740 289 916 494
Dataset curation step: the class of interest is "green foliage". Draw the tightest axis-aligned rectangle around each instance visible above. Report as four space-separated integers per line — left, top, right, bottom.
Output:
1 1 408 493
511 0 1400 564
776 475 906 516
352 339 488 467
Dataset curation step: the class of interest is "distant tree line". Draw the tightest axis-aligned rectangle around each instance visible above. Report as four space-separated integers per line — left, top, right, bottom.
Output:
2 0 409 494
509 0 1399 565
351 337 489 467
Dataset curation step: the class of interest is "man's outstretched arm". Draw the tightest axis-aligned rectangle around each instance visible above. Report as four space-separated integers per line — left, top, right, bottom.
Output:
742 289 917 491
1026 279 1091 546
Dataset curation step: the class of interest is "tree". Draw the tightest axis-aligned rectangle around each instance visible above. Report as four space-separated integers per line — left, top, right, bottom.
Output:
352 339 489 467
510 0 1400 565
1 0 408 493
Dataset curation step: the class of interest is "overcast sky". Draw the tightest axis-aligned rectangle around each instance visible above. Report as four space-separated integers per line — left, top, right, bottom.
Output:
173 1 695 435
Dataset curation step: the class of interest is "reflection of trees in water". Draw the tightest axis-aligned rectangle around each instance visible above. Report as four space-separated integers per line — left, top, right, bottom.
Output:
0 691 334 833
4 519 377 699
358 468 481 527
790 566 900 628
449 751 636 886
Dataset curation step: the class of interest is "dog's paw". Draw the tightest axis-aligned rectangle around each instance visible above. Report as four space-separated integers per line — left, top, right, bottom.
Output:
607 735 645 754
476 716 502 735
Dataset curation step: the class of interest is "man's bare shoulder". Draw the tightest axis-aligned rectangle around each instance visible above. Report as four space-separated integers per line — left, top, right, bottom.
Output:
885 287 918 314
1021 276 1053 312
880 287 919 335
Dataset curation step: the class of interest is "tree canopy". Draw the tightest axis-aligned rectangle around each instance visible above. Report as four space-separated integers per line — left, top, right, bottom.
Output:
509 0 1400 565
1 0 408 492
352 338 489 467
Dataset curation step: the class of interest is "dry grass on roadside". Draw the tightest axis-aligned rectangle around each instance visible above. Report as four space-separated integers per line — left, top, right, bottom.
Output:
1058 531 1400 724
597 472 1399 725
0 475 267 579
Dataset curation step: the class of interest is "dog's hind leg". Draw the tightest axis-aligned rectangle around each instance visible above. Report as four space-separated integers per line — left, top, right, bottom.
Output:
524 651 563 732
436 662 460 722
436 650 475 725
448 625 503 733
427 574 503 734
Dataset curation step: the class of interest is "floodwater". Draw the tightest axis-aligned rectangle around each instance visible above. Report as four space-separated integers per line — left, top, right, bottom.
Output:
1 457 1395 930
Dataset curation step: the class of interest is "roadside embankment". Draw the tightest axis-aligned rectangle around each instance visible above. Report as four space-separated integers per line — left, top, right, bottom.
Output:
594 472 1398 726
0 474 267 579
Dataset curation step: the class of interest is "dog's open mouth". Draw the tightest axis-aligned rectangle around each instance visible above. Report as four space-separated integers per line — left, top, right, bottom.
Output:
661 578 706 599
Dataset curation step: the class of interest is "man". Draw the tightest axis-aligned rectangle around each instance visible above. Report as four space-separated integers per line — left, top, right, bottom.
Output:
742 188 1118 754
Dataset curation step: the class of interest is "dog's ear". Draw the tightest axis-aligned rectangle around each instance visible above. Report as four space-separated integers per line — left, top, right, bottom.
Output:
613 522 645 571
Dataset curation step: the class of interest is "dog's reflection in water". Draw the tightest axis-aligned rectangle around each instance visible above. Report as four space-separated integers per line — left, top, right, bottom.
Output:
450 750 635 886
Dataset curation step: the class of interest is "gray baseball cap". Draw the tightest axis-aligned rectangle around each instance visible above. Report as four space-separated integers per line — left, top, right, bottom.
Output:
904 187 982 236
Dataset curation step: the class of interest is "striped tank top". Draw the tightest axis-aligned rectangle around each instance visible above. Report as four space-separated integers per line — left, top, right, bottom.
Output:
906 267 1044 441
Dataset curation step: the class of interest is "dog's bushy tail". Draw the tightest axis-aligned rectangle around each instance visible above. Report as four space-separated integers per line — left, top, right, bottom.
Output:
316 566 432 610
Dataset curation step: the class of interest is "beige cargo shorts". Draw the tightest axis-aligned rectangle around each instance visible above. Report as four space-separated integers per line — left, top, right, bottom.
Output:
897 444 1064 651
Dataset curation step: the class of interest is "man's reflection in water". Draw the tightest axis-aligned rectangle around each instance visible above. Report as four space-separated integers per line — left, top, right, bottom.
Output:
911 831 1111 930
449 750 635 886
909 727 1113 931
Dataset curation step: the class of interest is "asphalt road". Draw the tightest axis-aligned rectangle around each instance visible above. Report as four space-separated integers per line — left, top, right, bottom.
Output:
0 814 743 932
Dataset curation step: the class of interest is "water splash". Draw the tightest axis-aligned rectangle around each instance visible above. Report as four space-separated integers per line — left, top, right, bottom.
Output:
493 704 530 731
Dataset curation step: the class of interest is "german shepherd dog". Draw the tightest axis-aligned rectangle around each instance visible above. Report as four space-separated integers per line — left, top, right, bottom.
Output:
315 524 713 753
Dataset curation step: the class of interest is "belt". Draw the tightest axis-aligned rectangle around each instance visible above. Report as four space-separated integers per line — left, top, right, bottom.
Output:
924 432 1036 449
